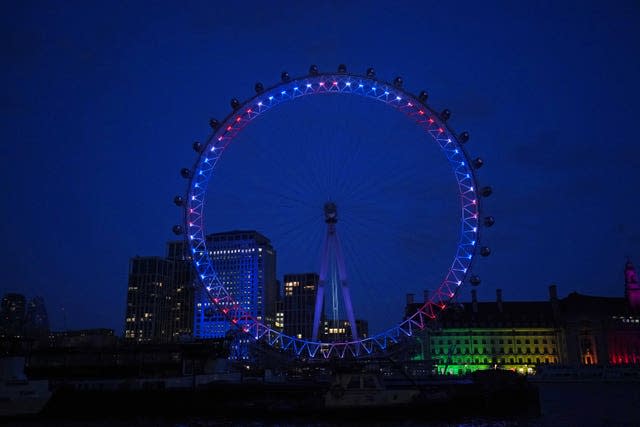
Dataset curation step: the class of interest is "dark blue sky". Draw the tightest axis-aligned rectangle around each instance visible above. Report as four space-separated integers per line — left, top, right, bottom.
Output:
2 1 639 334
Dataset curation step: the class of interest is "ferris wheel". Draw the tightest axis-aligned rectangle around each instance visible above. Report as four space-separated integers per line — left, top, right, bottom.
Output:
173 64 494 359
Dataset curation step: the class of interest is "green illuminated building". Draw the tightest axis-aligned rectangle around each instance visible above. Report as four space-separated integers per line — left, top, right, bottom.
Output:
406 267 640 374
405 287 564 375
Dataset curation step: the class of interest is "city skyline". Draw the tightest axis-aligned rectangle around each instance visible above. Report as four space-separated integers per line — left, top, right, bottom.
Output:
2 1 640 333
2 255 637 340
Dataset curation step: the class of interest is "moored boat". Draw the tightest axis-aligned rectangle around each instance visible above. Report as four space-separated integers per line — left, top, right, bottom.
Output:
0 357 51 417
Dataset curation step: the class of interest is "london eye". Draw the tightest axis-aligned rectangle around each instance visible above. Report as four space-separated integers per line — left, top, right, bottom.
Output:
173 65 493 359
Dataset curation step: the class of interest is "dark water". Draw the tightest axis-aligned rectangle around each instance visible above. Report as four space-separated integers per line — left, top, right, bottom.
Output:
6 383 640 427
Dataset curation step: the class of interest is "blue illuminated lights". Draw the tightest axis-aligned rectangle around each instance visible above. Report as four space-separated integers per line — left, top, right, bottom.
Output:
185 73 482 359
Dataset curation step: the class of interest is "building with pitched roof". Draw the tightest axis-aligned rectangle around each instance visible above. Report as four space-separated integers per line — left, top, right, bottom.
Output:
404 260 640 374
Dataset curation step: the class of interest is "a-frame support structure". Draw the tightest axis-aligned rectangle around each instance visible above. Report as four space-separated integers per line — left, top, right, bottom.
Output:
312 202 358 341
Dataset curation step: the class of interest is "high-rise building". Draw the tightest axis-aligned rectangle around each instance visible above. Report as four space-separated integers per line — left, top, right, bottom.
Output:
125 242 196 343
0 293 27 338
124 257 171 342
283 273 319 339
194 230 277 339
24 296 50 339
166 241 195 341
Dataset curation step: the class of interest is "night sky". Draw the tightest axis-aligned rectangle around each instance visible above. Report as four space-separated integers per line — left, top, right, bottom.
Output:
2 1 639 334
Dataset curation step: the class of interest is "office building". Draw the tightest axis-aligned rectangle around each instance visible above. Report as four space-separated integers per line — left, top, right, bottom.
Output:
124 257 171 342
283 272 319 339
0 293 27 338
165 241 195 341
194 230 277 339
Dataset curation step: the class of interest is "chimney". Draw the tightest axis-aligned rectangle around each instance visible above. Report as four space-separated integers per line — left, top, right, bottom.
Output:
423 289 430 303
471 289 478 313
549 284 559 318
496 289 503 313
406 293 415 305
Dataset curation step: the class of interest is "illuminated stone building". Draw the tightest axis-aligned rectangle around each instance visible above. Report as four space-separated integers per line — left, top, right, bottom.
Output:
405 260 640 374
606 259 640 364
625 258 640 311
608 315 640 365
406 288 562 375
559 260 640 365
